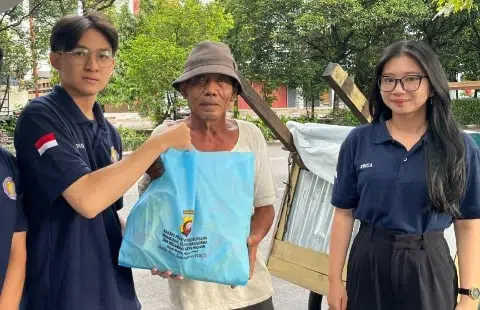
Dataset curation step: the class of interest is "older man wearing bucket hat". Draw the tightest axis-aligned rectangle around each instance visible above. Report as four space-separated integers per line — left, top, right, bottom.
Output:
138 41 277 310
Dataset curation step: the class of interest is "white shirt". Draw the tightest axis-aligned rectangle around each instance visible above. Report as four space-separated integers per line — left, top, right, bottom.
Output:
138 119 276 310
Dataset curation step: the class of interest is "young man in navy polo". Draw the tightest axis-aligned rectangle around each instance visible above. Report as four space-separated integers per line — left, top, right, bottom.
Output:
0 47 27 309
14 13 191 310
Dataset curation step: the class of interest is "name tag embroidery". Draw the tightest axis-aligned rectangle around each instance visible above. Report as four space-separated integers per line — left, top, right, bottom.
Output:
360 163 373 169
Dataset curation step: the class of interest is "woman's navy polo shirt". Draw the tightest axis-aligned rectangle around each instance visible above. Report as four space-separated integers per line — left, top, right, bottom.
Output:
0 148 27 293
332 119 480 234
14 86 140 310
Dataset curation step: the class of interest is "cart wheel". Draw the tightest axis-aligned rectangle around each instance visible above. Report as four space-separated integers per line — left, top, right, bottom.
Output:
308 291 323 310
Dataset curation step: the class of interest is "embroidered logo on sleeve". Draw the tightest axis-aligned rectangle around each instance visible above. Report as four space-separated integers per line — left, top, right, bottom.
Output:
3 177 16 200
35 133 58 156
110 146 119 162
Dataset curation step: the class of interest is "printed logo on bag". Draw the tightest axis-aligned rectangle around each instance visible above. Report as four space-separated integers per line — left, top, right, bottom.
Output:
3 177 16 200
111 146 120 162
180 210 194 237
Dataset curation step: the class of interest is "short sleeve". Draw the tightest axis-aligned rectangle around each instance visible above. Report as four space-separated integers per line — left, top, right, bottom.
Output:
0 150 27 232
250 125 276 208
14 105 91 204
459 134 480 219
14 166 27 232
331 132 359 209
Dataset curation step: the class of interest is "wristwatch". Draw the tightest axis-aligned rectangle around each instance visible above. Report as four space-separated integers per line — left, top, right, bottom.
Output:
458 287 480 300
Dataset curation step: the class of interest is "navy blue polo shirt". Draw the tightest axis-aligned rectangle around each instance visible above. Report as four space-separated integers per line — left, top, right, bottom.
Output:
0 148 26 292
332 118 480 234
14 86 140 310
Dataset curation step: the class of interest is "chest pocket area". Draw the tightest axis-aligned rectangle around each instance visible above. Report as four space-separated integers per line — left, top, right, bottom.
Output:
93 132 120 168
87 128 120 169
355 155 398 194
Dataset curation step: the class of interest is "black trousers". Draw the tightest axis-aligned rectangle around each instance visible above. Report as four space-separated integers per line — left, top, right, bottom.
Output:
346 222 458 310
234 297 274 310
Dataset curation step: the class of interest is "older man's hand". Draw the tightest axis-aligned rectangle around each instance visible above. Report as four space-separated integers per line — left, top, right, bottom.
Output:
230 236 259 289
247 235 261 279
146 158 164 180
151 268 184 280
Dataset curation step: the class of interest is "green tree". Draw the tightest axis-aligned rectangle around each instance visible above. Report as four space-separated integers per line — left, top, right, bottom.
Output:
0 27 30 109
0 4 31 108
221 0 431 116
98 5 139 107
435 0 475 15
221 0 480 113
0 0 48 33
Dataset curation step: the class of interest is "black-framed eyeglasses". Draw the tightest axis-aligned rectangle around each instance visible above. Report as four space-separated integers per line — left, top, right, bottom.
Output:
378 74 428 92
59 47 114 68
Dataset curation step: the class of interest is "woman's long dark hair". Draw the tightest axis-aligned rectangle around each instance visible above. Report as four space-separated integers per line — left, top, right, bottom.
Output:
368 40 466 216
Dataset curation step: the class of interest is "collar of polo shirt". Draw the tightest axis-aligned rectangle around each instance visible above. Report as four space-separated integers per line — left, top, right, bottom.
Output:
371 114 429 145
54 85 107 127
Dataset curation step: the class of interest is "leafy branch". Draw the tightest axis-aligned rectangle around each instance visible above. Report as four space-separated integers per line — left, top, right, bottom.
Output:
0 0 48 33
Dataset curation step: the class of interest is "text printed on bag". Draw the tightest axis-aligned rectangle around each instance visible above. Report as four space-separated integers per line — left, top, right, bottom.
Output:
160 229 209 260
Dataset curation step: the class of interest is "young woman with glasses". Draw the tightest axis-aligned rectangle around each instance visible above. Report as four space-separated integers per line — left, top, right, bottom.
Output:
327 40 480 310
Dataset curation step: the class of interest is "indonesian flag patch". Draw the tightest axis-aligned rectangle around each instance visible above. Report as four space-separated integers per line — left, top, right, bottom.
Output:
35 133 58 156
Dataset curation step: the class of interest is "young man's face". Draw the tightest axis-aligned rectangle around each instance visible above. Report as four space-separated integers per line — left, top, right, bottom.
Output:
50 28 115 99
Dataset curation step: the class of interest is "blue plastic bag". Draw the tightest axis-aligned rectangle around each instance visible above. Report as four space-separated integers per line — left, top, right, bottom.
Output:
119 149 255 286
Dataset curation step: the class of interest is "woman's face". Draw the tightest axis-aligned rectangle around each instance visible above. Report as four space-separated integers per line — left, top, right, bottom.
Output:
379 54 431 117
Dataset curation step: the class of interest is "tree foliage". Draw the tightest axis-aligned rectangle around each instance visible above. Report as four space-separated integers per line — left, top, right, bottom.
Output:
0 0 116 99
0 23 30 82
435 0 475 15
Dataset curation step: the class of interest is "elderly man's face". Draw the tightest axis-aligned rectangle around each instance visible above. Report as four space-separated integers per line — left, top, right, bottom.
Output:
181 73 235 121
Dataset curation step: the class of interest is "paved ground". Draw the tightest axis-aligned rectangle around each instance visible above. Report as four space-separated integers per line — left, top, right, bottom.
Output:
105 113 155 130
119 143 329 309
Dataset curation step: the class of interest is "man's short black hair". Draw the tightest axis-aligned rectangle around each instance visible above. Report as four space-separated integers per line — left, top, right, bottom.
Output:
50 12 118 54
